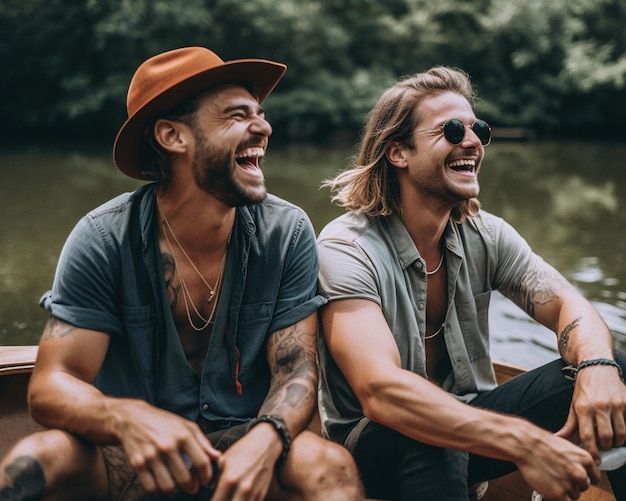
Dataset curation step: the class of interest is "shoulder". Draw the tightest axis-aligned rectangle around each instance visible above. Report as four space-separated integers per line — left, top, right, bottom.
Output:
246 193 315 235
66 184 154 251
456 209 515 246
318 210 380 245
317 212 391 277
84 184 152 222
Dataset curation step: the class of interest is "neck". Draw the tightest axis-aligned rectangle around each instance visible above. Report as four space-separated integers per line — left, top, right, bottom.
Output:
157 187 235 255
397 184 453 258
402 209 447 255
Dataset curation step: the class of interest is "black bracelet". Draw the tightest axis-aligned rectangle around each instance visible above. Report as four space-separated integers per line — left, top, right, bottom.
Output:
246 415 291 490
246 415 292 463
562 358 624 383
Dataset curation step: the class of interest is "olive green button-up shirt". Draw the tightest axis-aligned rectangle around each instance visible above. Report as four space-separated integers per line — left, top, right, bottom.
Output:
317 210 540 443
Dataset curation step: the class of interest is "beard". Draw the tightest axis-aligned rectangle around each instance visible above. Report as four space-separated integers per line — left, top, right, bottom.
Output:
191 133 267 207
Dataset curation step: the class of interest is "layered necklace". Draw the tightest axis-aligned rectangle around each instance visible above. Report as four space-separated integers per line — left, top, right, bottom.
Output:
158 200 228 332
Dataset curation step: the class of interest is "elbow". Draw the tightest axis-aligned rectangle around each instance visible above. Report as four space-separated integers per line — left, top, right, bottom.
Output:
27 386 48 425
26 380 48 425
358 383 394 425
27 373 63 427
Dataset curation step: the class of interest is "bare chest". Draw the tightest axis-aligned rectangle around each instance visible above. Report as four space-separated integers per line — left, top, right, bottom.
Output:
424 264 451 385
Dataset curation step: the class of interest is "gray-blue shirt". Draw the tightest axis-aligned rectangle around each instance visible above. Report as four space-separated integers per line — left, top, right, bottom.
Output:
317 210 540 442
47 183 326 426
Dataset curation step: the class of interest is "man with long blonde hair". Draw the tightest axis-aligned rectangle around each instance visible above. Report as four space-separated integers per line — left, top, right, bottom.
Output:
317 66 626 501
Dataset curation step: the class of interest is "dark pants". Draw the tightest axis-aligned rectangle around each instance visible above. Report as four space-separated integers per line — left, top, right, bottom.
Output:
349 352 626 501
103 421 248 500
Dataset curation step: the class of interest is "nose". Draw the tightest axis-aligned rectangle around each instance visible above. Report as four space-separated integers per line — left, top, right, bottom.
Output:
461 125 482 148
250 115 272 137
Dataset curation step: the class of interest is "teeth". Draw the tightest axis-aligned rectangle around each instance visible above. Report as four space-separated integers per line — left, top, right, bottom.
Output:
236 147 264 159
449 159 476 169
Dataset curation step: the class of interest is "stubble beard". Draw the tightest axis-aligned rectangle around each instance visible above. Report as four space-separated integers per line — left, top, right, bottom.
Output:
191 135 267 207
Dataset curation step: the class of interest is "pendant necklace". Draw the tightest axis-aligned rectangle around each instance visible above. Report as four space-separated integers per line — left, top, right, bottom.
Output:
158 199 228 331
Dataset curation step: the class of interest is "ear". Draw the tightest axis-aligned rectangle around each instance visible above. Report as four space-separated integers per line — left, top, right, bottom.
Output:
385 141 409 169
153 119 188 155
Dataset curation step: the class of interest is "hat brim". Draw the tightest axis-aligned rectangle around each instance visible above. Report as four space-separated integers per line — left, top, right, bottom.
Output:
113 59 286 180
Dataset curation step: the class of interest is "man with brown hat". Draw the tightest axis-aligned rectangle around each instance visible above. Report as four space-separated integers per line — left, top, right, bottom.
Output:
0 47 364 500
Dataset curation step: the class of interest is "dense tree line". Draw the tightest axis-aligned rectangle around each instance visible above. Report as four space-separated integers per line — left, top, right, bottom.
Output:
2 0 625 145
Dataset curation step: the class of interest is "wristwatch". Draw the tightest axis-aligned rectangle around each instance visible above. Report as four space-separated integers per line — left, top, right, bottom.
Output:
247 415 291 462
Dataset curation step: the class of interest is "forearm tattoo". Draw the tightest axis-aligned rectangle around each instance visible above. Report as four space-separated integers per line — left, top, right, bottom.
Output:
558 316 582 358
502 260 569 319
161 252 180 311
0 456 46 500
262 325 317 414
41 316 76 340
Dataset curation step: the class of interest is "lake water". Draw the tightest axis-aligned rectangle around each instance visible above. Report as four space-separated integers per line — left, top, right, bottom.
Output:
1 141 625 369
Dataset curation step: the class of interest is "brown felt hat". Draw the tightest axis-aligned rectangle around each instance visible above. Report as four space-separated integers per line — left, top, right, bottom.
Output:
113 46 287 179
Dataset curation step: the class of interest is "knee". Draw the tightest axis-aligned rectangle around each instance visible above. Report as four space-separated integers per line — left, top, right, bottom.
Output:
0 430 101 498
4 429 76 468
285 431 363 496
0 431 56 497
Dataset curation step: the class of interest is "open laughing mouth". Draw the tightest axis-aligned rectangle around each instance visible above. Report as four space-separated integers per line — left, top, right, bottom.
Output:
235 146 264 174
448 158 477 173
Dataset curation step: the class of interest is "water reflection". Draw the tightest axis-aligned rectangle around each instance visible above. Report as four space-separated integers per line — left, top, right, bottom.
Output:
1 142 625 367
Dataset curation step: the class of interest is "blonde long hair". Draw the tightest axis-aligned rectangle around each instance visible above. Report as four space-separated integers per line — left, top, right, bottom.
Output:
324 66 481 222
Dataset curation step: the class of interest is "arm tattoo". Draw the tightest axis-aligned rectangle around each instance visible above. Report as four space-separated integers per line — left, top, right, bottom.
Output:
262 325 317 414
161 252 180 311
0 456 46 500
41 316 76 340
502 260 569 318
558 316 582 357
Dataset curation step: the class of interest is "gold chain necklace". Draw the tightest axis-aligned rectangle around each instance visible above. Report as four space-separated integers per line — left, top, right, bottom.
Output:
158 200 228 331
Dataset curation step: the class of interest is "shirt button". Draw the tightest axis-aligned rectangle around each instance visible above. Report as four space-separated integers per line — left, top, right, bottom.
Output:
418 302 425 310
202 404 209 411
416 261 423 269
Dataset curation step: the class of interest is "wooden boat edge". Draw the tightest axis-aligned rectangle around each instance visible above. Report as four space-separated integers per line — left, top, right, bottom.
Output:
0 345 38 375
0 347 616 500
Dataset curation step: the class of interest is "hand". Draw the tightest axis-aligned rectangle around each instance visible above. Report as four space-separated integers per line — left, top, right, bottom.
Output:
556 365 626 462
116 401 221 495
516 430 599 501
210 422 283 501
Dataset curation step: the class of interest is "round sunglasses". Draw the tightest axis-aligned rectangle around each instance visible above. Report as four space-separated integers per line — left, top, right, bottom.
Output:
415 118 492 146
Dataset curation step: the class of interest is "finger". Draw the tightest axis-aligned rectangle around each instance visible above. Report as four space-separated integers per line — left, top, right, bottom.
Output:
182 441 220 487
135 466 159 494
594 413 615 451
130 453 159 494
578 418 601 463
190 425 221 459
565 474 589 501
566 473 592 501
611 412 626 448
166 453 198 494
585 460 601 485
556 409 578 439
150 459 178 494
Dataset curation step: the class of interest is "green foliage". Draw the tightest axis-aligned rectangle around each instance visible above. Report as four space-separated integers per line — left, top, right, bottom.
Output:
1 0 625 143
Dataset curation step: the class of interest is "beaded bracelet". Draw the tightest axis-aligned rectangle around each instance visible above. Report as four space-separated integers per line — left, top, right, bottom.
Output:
562 358 624 383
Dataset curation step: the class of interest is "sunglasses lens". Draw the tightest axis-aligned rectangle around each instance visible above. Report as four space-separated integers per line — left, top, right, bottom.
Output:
442 119 465 145
472 120 491 146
